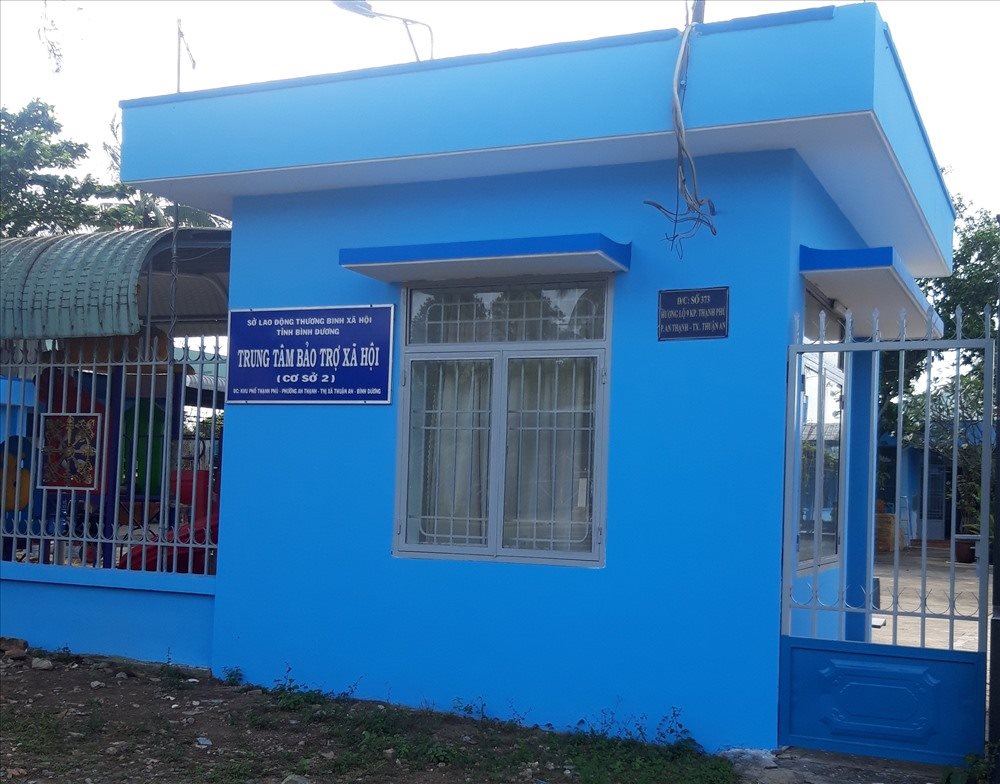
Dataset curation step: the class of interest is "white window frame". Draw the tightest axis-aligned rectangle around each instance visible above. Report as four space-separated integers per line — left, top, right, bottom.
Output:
393 277 612 567
797 286 847 569
795 351 846 570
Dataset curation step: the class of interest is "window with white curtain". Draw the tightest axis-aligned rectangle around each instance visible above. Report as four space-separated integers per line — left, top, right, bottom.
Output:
396 281 609 565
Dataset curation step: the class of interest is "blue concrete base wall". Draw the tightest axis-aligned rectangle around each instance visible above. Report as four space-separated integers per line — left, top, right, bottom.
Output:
210 151 800 752
0 569 214 668
789 567 843 641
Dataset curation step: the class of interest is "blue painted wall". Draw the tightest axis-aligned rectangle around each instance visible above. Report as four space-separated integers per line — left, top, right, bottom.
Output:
0 566 214 667
0 378 34 441
844 355 877 642
789 567 843 640
872 25 955 261
120 5 892 185
209 152 799 751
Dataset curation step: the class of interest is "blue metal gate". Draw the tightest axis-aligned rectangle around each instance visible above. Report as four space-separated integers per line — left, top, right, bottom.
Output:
779 308 993 765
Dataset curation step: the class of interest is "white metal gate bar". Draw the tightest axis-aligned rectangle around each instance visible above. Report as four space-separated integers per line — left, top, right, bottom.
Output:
781 307 994 653
1 334 224 575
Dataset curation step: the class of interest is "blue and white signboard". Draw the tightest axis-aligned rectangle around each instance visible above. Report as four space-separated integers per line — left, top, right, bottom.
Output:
658 287 729 341
228 305 394 404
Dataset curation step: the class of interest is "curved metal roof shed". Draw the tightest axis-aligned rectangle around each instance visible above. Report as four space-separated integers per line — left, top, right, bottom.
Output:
0 228 231 340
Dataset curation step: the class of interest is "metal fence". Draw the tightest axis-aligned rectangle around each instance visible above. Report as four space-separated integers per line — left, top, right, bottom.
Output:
782 307 994 653
1 332 225 575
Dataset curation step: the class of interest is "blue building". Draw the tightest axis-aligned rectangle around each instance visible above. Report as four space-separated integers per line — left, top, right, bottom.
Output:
2 3 992 766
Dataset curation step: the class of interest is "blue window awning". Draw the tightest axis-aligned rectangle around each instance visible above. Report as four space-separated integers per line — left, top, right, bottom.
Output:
340 234 630 283
800 246 942 339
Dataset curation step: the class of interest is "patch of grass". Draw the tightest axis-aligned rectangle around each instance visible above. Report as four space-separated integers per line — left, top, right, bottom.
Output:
562 732 734 784
269 667 329 712
206 757 263 783
550 709 736 784
82 698 107 737
220 666 244 687
50 645 81 664
943 749 994 784
244 706 279 730
158 662 198 690
0 708 63 755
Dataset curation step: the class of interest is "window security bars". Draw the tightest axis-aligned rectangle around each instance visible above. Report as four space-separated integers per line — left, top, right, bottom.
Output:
409 283 605 344
397 282 609 564
782 308 994 653
1 334 225 575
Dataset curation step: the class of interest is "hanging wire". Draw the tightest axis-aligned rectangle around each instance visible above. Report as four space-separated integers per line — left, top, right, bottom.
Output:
645 2 717 259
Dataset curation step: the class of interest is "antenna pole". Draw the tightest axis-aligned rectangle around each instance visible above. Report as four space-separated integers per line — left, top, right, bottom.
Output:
176 18 182 93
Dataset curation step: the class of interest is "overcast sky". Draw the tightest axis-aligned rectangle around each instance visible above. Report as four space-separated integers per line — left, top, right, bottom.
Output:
1 0 998 212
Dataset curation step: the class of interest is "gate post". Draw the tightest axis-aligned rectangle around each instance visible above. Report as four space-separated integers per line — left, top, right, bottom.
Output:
988 326 998 775
100 367 124 568
844 348 878 642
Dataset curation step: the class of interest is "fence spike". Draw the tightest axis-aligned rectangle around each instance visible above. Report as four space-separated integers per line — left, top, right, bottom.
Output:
872 308 880 341
925 304 935 340
845 309 854 343
955 305 963 340
819 309 827 343
898 309 907 341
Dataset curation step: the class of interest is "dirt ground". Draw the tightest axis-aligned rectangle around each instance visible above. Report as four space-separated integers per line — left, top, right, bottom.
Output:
0 644 964 784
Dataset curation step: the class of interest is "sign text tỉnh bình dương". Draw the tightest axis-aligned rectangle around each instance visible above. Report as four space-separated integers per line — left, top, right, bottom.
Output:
227 305 394 404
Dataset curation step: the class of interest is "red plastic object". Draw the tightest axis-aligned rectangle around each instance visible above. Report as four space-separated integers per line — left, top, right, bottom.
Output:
169 469 213 520
118 508 219 574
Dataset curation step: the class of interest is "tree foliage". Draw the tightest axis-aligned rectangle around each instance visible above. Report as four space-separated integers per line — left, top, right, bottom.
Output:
903 372 990 533
0 99 112 238
920 197 999 347
98 116 229 232
895 200 998 535
878 198 998 436
1 100 229 239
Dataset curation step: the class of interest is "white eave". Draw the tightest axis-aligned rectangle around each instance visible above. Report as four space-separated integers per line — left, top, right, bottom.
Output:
800 245 943 339
127 111 948 279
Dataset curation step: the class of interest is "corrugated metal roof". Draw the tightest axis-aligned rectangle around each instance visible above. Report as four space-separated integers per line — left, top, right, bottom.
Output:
1 229 230 339
1 229 171 339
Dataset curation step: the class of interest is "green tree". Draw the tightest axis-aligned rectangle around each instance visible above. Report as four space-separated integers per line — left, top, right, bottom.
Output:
1 101 230 238
877 197 998 438
920 197 1000 349
98 116 229 231
0 99 110 238
896 199 998 537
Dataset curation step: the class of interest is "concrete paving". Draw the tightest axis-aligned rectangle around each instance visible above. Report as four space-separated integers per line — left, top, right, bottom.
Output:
736 747 950 784
871 544 988 652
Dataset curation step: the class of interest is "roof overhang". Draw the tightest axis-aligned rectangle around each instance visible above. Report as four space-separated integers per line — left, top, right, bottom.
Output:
800 245 943 339
120 3 955 278
126 111 946 279
340 234 630 283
